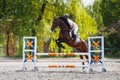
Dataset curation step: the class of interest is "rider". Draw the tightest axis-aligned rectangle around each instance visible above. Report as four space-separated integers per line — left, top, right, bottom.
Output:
63 14 78 42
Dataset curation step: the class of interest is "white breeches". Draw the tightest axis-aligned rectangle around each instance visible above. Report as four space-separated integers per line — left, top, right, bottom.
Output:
73 25 78 35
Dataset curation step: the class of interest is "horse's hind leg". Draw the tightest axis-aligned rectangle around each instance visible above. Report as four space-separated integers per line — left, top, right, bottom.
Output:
79 55 85 70
77 49 85 70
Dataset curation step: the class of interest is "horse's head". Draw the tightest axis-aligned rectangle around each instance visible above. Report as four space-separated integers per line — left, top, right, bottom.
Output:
51 18 58 31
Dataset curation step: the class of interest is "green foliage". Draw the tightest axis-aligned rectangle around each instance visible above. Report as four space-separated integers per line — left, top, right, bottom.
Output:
84 0 120 58
66 0 97 40
0 0 43 56
86 0 103 28
100 0 120 26
98 23 120 57
49 28 59 52
94 0 120 58
49 0 97 52
0 0 97 56
0 33 4 45
36 1 55 52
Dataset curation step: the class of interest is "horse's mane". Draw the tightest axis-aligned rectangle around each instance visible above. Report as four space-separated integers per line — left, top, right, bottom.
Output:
58 17 71 29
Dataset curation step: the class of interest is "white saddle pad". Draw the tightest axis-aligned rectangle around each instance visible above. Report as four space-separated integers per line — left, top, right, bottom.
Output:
75 37 80 43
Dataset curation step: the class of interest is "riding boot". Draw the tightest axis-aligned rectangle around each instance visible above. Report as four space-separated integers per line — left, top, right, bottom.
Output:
73 34 77 45
73 35 76 41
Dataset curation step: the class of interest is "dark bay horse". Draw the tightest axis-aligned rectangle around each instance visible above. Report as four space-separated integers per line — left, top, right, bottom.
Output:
51 17 88 68
51 17 88 52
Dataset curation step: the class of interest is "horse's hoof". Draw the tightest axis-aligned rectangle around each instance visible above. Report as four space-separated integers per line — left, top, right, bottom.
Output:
89 68 93 73
101 68 106 72
32 67 39 72
22 66 27 71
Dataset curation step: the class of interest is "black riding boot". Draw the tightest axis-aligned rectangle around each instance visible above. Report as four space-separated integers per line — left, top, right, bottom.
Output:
73 34 77 45
73 34 76 41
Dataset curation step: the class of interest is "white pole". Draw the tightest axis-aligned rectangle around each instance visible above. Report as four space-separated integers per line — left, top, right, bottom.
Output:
23 37 37 70
88 36 105 72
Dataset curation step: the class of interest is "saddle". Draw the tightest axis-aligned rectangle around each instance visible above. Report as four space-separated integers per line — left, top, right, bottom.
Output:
69 31 80 43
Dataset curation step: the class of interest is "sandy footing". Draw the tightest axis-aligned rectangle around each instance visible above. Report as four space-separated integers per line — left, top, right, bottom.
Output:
0 58 120 80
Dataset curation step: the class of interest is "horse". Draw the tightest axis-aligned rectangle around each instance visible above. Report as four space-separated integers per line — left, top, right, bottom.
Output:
51 17 88 69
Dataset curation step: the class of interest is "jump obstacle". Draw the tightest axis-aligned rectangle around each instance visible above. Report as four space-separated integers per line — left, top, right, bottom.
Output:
23 36 106 73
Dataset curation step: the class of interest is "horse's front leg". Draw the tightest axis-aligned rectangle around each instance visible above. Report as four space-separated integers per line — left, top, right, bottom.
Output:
55 38 65 49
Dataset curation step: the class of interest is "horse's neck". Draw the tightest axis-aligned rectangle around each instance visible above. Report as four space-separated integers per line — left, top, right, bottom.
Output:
57 19 71 41
58 17 70 28
57 19 68 30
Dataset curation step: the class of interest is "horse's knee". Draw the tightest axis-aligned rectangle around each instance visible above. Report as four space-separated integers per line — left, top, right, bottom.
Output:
55 39 65 48
55 39 60 46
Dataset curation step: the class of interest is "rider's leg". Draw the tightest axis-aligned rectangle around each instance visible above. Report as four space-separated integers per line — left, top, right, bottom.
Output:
73 34 76 41
73 25 78 41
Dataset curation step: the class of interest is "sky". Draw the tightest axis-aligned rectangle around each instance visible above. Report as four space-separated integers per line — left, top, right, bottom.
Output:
63 0 95 6
82 0 95 7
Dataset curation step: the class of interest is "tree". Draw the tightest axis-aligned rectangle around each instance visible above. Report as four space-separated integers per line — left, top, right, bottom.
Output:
49 0 97 52
66 0 97 39
0 0 44 56
100 0 120 26
0 0 98 56
98 22 120 57
97 0 120 57
86 0 103 28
